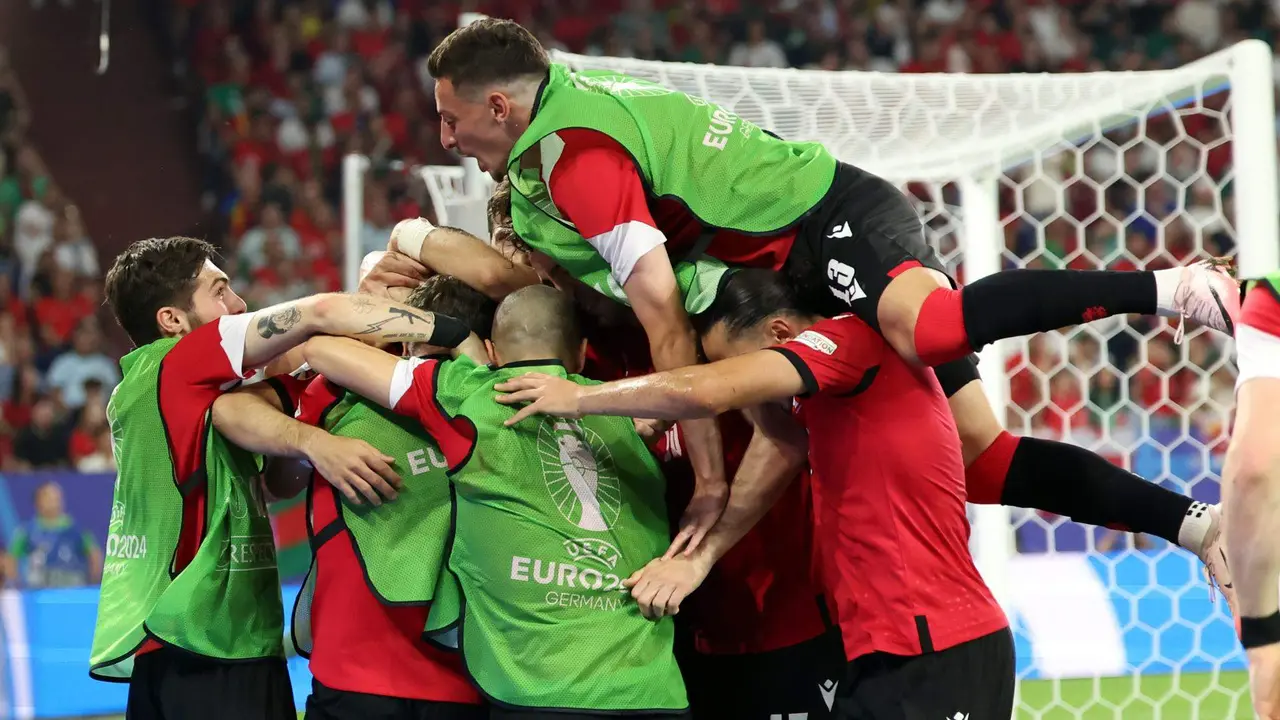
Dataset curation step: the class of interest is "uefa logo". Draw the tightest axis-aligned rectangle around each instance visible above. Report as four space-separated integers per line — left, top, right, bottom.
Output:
538 419 622 532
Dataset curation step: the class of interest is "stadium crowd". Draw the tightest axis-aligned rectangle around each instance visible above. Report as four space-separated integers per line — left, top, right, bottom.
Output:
0 46 116 473
0 0 1257 517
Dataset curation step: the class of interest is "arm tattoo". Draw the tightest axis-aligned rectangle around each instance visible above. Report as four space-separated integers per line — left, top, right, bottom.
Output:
257 305 303 338
351 296 375 315
355 307 433 336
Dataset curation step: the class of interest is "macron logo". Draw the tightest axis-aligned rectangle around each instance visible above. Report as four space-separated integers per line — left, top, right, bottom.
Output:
819 679 838 711
827 221 853 239
794 331 838 355
948 714 970 720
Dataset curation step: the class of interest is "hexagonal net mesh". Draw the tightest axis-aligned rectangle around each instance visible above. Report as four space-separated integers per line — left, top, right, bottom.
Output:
552 48 1255 716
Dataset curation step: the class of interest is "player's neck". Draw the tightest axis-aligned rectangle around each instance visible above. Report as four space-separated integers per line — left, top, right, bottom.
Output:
494 346 577 373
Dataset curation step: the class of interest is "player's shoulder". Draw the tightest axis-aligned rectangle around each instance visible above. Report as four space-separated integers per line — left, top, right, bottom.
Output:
791 314 882 355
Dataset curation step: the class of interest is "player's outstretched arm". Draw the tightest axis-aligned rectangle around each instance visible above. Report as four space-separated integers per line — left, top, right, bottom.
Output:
496 349 807 424
624 248 728 553
240 293 471 371
625 403 808 618
298 336 405 411
391 218 540 300
211 382 401 505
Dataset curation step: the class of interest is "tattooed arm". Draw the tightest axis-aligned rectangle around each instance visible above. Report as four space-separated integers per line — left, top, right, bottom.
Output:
240 293 467 370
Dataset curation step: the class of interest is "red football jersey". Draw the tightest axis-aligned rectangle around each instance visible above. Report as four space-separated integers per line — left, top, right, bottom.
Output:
297 377 479 704
586 329 829 655
772 314 1008 660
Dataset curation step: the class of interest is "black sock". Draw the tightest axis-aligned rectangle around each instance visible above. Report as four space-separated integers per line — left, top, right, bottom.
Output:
962 270 1157 350
999 437 1191 545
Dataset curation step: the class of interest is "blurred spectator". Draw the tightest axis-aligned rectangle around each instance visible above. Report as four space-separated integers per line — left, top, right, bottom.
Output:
13 397 68 470
236 201 302 279
8 481 101 588
728 19 788 68
13 192 52 294
68 389 111 471
51 206 98 279
45 320 119 409
33 267 93 349
359 192 395 258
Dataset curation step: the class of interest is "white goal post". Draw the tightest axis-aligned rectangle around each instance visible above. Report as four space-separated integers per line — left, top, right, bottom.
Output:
342 39 1278 716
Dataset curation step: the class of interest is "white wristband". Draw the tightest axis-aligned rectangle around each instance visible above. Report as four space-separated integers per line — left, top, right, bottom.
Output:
392 217 435 261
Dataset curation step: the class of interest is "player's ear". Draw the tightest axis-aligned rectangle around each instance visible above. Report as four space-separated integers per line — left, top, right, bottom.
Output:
484 339 499 366
575 337 589 374
155 306 190 339
488 90 510 122
766 316 796 344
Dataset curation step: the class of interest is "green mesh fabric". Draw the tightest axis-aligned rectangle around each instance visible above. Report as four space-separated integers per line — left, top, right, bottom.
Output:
432 356 686 712
507 63 835 311
326 394 453 604
90 339 283 680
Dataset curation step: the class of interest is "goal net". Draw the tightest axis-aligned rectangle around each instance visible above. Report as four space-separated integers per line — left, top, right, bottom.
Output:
549 43 1278 717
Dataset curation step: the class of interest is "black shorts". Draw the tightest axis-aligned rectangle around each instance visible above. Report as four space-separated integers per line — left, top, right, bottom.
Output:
490 710 690 720
682 628 845 720
304 678 487 720
835 628 1015 720
126 645 294 720
785 162 980 397
785 162 950 329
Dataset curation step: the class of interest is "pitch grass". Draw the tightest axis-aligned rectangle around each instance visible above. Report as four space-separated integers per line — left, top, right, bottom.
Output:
1016 671 1252 718
92 673 1255 720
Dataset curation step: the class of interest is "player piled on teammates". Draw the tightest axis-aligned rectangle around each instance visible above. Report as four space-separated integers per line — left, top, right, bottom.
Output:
477 176 1245 719
1224 273 1280 720
294 284 689 719
487 178 845 719
422 18 1236 607
89 236 474 720
497 269 1018 717
213 274 498 720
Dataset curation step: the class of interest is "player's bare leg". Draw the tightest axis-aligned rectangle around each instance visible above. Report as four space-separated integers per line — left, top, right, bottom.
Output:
876 261 1239 367
946 378 1237 617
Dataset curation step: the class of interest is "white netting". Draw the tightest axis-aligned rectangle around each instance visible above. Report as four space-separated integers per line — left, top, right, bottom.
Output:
556 48 1255 717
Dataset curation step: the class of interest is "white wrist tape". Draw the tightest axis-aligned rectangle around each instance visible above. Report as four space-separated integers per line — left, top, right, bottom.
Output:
392 217 435 261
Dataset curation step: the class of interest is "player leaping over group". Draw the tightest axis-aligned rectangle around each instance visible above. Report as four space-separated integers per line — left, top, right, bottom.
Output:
418 17 1236 599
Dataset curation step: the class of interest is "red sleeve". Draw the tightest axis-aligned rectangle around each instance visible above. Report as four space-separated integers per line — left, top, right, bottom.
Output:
1242 284 1280 339
294 376 345 427
545 128 667 285
157 314 261 576
769 314 884 396
387 357 476 470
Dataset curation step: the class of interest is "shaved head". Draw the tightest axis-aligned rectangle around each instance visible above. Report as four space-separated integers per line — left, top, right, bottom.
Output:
491 285 583 368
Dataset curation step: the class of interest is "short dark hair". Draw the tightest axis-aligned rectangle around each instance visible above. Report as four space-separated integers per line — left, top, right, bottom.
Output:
105 236 216 347
692 269 807 339
426 18 550 94
405 275 497 340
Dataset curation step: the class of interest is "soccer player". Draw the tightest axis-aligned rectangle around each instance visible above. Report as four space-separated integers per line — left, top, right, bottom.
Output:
418 19 1237 591
212 275 496 720
294 284 689 719
495 269 1015 717
577 294 840 720
1223 274 1280 719
89 236 475 720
